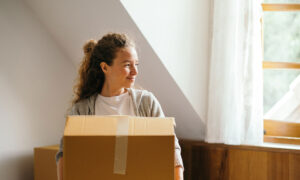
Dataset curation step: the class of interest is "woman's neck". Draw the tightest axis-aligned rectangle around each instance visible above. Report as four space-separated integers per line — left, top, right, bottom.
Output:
100 83 127 97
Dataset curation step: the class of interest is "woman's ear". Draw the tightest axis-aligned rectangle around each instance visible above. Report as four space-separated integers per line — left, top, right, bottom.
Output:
100 62 108 74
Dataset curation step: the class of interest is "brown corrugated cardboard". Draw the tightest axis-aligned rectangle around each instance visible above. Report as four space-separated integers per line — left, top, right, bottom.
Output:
63 115 175 180
34 145 59 180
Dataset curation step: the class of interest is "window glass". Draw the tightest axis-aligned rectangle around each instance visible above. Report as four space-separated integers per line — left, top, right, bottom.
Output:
264 0 300 3
263 11 300 62
264 69 300 122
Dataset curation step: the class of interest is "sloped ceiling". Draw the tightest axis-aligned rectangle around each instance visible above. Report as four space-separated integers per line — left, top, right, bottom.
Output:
24 0 205 140
120 0 210 124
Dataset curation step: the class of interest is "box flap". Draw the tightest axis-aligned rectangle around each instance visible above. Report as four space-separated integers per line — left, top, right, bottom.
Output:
64 115 175 136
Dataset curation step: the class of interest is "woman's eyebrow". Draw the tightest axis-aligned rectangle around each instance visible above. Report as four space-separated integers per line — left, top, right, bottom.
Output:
121 60 131 63
121 60 139 63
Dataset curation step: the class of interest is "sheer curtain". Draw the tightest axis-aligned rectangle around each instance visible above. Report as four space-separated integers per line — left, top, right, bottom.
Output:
205 0 263 145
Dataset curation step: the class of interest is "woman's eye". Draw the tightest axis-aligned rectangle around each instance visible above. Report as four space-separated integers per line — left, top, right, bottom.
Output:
124 63 139 67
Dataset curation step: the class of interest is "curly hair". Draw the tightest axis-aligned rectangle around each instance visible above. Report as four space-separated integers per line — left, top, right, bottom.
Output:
72 33 135 104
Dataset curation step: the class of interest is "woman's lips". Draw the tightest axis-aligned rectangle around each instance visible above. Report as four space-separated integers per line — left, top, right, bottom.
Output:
127 77 135 81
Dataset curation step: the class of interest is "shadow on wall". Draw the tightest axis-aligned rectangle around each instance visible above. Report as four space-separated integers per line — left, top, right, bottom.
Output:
0 154 34 180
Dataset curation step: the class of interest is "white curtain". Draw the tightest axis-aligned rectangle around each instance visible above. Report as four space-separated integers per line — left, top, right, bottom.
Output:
205 0 263 145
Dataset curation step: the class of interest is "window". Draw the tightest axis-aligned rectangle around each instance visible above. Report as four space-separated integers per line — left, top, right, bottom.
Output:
262 1 300 145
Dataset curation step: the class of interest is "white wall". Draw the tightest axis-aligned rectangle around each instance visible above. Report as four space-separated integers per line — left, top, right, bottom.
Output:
0 0 76 179
120 0 210 121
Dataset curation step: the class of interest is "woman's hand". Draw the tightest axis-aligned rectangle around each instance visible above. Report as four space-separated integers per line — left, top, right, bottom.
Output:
175 166 184 180
57 157 63 180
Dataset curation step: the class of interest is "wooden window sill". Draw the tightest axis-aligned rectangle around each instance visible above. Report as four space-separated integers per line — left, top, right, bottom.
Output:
180 139 300 152
264 135 300 146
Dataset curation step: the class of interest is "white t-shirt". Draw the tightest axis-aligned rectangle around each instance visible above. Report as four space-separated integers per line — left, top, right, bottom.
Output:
95 92 136 116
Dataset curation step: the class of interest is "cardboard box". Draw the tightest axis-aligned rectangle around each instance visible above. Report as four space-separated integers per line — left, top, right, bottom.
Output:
63 115 175 180
34 145 59 180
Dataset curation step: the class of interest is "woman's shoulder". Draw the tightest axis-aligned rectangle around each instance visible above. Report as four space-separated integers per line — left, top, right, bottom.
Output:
69 100 85 115
129 88 164 117
69 94 97 115
129 88 161 108
129 88 156 102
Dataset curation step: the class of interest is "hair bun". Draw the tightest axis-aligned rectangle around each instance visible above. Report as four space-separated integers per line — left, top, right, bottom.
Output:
83 39 96 55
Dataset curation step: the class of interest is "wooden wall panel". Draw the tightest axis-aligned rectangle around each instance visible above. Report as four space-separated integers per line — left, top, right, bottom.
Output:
180 140 193 180
267 152 290 180
191 146 228 180
179 140 300 180
289 153 300 180
228 150 267 180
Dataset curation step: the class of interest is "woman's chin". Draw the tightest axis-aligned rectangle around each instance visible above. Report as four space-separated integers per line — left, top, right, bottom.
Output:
129 83 135 88
124 83 134 88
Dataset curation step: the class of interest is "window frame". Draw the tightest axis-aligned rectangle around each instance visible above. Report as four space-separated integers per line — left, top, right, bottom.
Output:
262 3 300 145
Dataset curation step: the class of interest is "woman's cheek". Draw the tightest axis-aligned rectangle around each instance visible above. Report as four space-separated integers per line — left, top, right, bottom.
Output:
122 68 130 75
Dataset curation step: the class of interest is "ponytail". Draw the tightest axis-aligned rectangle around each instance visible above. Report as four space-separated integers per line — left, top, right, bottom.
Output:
73 39 100 104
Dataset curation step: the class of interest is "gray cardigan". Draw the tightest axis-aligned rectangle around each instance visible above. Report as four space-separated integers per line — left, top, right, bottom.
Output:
56 88 183 167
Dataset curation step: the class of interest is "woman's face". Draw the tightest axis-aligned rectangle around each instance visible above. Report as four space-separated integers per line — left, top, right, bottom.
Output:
104 46 139 89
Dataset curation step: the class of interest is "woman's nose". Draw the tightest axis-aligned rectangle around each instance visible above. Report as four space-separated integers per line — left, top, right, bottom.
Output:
131 65 138 75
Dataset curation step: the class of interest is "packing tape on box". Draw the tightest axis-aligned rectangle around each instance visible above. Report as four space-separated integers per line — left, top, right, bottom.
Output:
113 117 129 175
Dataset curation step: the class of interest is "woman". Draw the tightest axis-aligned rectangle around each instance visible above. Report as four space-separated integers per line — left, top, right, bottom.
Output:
56 33 184 179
